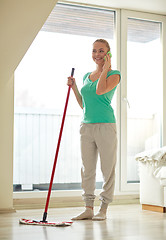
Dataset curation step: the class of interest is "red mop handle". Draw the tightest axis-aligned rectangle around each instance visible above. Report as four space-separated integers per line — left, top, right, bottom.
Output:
42 68 75 222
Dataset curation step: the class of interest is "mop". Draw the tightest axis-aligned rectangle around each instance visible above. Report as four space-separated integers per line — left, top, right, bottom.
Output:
19 68 75 227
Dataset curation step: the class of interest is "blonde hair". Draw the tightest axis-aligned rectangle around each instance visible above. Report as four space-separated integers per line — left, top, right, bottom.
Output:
93 39 110 52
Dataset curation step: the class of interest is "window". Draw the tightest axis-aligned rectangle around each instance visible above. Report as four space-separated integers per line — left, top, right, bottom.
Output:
121 10 165 191
14 3 116 191
127 19 162 183
14 5 166 194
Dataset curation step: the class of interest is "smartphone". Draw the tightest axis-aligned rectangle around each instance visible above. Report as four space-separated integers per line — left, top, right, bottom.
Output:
104 51 112 60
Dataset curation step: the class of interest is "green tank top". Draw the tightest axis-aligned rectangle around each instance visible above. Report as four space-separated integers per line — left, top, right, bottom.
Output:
80 70 121 123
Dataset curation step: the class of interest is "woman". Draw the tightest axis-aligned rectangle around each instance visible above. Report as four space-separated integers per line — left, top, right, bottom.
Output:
67 39 121 220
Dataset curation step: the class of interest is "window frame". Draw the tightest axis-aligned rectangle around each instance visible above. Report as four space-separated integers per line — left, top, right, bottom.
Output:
13 3 120 198
13 4 166 200
120 9 166 192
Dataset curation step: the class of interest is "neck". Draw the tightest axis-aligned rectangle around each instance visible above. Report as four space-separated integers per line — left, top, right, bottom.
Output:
96 64 104 72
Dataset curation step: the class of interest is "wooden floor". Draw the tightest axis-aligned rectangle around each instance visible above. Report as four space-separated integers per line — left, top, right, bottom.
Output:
1 204 166 240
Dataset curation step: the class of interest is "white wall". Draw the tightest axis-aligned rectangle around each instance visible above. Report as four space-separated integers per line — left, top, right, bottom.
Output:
0 0 58 212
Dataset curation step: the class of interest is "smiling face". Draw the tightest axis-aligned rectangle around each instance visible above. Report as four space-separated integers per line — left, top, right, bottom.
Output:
92 42 109 65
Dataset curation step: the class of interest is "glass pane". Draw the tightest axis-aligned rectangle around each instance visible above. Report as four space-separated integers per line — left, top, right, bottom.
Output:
13 4 116 191
127 18 162 183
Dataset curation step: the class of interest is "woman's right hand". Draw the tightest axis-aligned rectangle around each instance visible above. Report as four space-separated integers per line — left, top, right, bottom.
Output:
67 76 83 109
67 77 75 88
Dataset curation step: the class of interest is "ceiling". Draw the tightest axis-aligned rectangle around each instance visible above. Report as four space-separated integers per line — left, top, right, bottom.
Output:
61 0 166 15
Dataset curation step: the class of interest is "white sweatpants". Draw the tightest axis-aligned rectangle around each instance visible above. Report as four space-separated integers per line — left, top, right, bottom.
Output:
80 123 117 207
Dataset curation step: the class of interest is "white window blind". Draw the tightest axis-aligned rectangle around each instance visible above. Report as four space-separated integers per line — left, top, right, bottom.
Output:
41 3 114 39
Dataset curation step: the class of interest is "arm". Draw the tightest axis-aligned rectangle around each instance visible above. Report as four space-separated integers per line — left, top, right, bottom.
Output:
67 77 83 109
96 71 120 95
96 54 120 95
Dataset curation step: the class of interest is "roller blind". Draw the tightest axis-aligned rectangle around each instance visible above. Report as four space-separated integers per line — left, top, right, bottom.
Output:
41 3 115 39
42 3 160 43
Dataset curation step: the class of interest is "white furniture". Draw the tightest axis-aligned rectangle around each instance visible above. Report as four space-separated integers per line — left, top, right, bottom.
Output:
135 147 166 213
139 162 166 212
